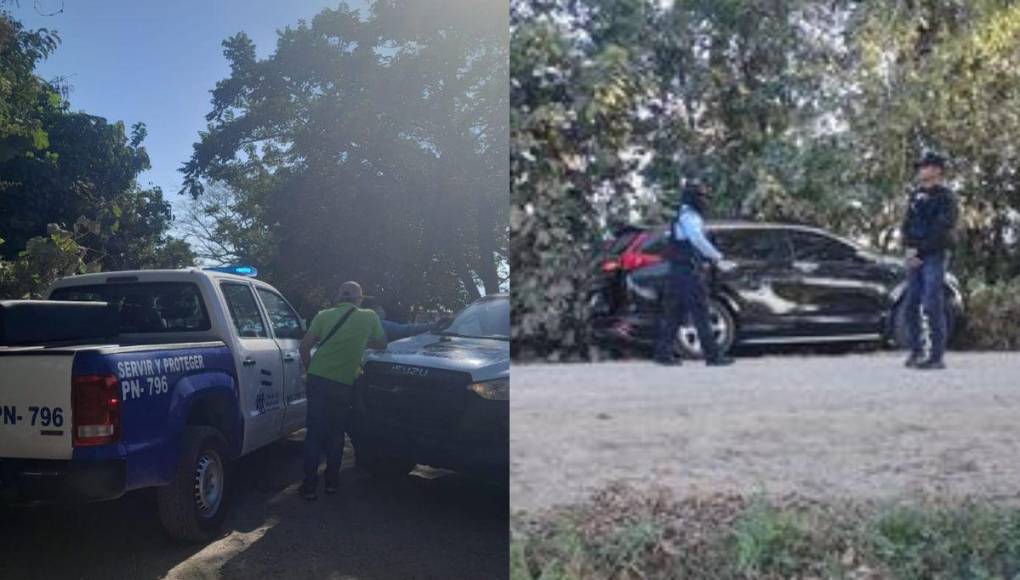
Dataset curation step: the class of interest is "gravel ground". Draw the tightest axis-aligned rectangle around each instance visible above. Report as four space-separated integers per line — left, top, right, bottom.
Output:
0 433 508 580
511 352 1020 513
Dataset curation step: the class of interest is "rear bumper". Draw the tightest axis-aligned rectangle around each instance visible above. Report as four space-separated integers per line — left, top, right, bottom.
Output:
591 313 658 344
0 458 126 504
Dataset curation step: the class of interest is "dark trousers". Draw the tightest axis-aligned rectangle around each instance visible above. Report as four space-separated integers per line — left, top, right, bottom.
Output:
655 262 721 362
904 252 948 362
303 374 352 486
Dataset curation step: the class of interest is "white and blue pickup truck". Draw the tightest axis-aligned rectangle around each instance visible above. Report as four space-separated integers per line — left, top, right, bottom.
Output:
0 268 308 541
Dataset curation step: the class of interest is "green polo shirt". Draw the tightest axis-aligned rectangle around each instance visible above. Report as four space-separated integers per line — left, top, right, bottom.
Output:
307 304 384 385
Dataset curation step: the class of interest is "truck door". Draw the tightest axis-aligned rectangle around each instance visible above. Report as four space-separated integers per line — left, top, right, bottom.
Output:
255 287 307 434
219 282 285 453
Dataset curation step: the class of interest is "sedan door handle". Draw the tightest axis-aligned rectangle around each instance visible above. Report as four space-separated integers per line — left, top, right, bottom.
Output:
792 260 820 274
242 357 257 367
283 353 296 362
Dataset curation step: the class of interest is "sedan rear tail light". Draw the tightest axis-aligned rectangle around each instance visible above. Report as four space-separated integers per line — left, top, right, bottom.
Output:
72 374 121 447
618 252 661 272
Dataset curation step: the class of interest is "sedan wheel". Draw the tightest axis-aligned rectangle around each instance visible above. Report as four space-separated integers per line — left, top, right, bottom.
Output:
891 300 957 352
673 301 736 359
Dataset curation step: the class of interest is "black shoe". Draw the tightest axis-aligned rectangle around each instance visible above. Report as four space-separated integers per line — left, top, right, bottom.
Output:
324 478 339 495
706 356 735 367
654 357 682 366
299 481 318 501
904 354 923 368
916 359 946 370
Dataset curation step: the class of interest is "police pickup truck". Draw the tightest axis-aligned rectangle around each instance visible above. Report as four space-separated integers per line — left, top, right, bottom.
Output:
352 294 509 481
0 267 307 541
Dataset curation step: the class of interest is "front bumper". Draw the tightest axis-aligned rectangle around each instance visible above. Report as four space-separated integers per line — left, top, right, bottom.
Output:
0 458 126 504
351 397 509 478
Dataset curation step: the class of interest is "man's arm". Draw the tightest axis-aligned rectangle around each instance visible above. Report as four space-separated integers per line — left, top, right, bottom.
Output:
300 312 323 368
680 211 724 262
367 313 388 350
300 332 318 369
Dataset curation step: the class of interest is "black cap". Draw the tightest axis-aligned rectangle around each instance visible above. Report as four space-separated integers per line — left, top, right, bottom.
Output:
915 152 947 170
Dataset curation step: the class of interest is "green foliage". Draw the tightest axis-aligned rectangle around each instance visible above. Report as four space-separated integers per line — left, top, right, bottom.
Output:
1 9 194 297
183 0 507 318
513 486 1020 580
0 9 59 163
0 222 90 299
866 502 1020 579
511 4 646 358
733 494 812 575
956 278 1020 350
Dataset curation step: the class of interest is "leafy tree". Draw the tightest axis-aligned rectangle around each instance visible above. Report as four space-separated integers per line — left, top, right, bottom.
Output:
0 110 195 270
0 8 59 162
0 8 194 299
0 221 93 299
511 0 648 358
182 0 507 317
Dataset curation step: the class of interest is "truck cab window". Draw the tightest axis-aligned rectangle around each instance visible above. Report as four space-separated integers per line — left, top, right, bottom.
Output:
257 288 304 339
49 282 210 333
221 283 268 338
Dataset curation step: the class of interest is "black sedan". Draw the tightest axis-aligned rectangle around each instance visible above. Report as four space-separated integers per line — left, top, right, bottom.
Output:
590 222 965 358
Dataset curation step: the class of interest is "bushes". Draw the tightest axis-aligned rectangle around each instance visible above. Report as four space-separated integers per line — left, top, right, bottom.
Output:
955 278 1020 350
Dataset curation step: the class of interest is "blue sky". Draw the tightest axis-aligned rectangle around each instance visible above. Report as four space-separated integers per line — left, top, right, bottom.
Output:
16 0 364 230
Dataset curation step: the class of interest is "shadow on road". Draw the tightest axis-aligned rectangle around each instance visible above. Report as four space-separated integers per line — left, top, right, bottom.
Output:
0 433 508 580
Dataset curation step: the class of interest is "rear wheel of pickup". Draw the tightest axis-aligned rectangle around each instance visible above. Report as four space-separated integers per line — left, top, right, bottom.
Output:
157 426 231 542
354 442 416 479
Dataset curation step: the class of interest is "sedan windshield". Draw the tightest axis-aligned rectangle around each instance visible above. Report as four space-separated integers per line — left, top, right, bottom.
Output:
438 296 509 340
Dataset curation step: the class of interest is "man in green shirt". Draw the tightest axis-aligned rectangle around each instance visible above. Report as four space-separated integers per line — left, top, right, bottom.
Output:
298 281 386 500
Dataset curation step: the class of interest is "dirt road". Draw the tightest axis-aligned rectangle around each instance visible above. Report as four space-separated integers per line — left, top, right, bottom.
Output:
0 434 508 580
511 352 1020 512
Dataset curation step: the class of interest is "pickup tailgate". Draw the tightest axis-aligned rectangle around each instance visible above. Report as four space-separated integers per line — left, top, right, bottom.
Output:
0 352 75 459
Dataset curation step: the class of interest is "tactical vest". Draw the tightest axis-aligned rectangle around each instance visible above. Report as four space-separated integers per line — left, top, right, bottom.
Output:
665 206 701 268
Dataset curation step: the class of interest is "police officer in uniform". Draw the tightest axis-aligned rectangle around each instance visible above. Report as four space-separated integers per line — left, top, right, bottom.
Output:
654 175 736 367
901 152 958 370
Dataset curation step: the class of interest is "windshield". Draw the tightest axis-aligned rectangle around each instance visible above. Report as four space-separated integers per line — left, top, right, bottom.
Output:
438 296 509 340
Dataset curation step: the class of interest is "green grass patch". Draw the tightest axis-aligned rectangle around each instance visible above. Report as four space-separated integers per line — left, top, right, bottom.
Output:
511 485 1020 580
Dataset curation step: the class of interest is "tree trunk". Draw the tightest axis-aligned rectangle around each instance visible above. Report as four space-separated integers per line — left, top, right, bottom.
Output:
456 259 482 302
475 206 501 295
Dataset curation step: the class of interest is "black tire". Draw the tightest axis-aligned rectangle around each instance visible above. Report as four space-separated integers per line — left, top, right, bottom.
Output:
890 298 957 351
157 426 232 542
354 441 415 479
673 299 737 360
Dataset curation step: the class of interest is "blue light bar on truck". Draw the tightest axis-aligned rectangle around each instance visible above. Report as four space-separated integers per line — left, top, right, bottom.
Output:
204 265 258 277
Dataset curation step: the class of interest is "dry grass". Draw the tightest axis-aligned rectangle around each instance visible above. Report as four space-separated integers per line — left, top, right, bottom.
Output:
512 484 1020 580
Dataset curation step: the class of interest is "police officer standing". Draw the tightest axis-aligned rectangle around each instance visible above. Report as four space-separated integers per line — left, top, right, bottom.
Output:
901 152 958 370
654 175 736 367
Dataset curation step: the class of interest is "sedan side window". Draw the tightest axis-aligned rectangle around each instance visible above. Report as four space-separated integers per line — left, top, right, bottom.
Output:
712 229 791 263
790 231 858 262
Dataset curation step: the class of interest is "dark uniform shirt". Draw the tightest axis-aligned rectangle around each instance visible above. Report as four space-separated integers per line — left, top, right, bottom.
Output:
902 185 958 257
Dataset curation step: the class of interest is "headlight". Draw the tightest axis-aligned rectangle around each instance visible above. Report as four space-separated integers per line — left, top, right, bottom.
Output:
468 378 509 401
